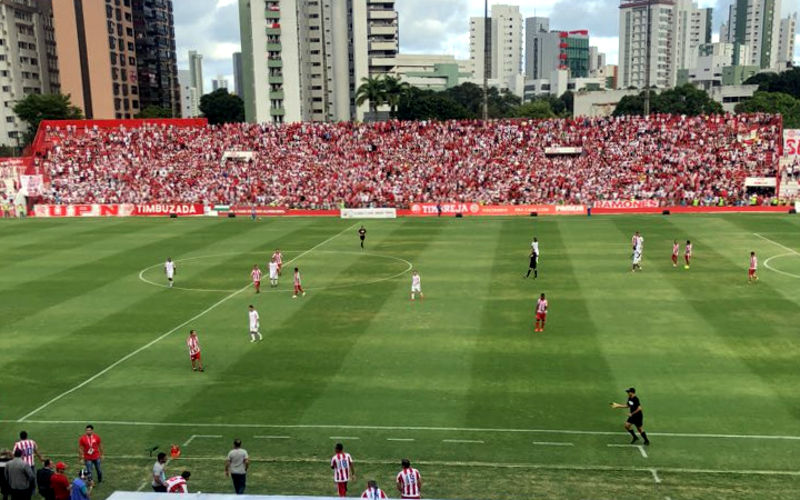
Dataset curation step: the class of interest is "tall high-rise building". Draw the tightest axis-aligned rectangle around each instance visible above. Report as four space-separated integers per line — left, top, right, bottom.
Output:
0 0 60 144
674 1 712 71
618 0 678 89
232 52 244 96
721 0 783 69
177 69 199 118
525 19 591 81
238 0 399 124
53 0 139 119
131 0 180 116
212 75 228 91
188 50 203 95
470 5 523 90
776 13 797 68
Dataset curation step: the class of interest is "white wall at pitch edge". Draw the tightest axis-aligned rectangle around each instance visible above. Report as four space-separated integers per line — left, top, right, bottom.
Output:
340 208 397 219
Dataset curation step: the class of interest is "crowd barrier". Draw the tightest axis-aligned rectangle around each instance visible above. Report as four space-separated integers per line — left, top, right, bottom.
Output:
32 203 796 218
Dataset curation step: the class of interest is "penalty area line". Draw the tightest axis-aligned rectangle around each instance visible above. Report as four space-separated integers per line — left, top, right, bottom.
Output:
16 223 359 422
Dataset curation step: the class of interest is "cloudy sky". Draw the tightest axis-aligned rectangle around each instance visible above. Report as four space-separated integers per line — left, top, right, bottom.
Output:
176 0 800 93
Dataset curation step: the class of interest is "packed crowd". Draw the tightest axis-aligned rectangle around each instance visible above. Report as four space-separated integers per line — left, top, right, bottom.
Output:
36 114 783 208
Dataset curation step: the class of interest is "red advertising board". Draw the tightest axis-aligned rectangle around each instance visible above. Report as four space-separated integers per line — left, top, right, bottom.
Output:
408 203 585 216
134 203 204 216
592 200 661 209
33 203 204 217
34 204 137 217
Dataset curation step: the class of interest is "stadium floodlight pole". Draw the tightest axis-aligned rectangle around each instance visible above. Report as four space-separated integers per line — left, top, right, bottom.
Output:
643 0 652 116
482 0 489 121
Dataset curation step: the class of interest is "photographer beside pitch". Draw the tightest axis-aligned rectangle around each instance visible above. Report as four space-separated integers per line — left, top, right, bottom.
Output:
610 387 650 445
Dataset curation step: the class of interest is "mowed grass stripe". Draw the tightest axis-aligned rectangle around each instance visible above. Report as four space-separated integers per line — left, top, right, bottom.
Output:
0 219 178 291
146 219 444 428
20 219 340 421
299 218 504 429
606 217 797 430
659 217 800 426
4 219 296 418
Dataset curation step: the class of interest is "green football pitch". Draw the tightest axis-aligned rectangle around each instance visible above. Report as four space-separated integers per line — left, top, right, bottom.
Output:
2 215 800 500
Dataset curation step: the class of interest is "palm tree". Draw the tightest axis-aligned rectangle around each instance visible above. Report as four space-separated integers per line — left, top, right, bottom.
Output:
382 75 411 118
355 76 387 114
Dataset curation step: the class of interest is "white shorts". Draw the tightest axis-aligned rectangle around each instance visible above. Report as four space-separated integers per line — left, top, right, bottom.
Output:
632 253 642 264
250 323 259 332
411 285 421 293
270 270 278 280
166 271 174 279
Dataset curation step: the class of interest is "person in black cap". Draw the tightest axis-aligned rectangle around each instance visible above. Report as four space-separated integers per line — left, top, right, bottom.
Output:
610 387 650 445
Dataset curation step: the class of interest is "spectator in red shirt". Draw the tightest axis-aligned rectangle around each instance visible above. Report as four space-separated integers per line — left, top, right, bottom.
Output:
50 464 70 500
77 426 102 484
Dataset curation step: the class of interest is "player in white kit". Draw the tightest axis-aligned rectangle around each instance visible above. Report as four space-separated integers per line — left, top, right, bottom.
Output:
631 233 644 272
248 305 262 342
268 258 279 288
411 270 423 301
165 258 176 288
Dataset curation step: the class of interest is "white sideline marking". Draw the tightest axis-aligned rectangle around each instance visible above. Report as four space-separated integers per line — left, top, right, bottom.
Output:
532 441 574 447
17 223 359 422
7 419 800 442
254 435 291 440
46 453 800 477
649 468 662 483
754 233 799 255
443 439 484 444
182 434 222 447
387 438 415 442
329 436 360 440
754 233 800 278
607 444 648 458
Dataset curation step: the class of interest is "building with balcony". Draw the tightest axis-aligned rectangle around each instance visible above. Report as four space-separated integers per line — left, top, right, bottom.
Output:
470 4 523 93
720 0 783 70
0 0 60 145
53 0 140 119
238 0 399 123
132 0 180 116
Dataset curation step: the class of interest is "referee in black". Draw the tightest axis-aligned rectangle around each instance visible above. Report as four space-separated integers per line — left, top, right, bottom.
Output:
524 250 538 278
611 387 650 445
358 225 367 250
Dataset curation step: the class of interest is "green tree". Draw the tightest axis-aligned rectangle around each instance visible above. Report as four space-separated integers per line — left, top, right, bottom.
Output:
382 75 411 118
355 76 387 114
745 67 800 99
613 85 722 116
443 82 484 117
558 90 574 116
199 89 244 125
136 105 173 119
735 91 800 128
396 87 470 121
0 144 18 157
13 93 83 145
512 100 556 119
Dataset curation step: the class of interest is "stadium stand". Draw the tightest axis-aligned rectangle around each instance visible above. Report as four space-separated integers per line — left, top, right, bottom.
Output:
31 114 783 208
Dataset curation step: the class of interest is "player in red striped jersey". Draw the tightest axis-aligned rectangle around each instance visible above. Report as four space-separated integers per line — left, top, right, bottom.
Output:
361 480 387 499
186 330 203 372
250 265 262 294
166 471 190 493
748 251 758 282
671 240 679 267
13 431 43 469
272 249 283 275
396 459 421 499
534 293 548 333
684 240 693 269
292 267 305 298
330 443 354 497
